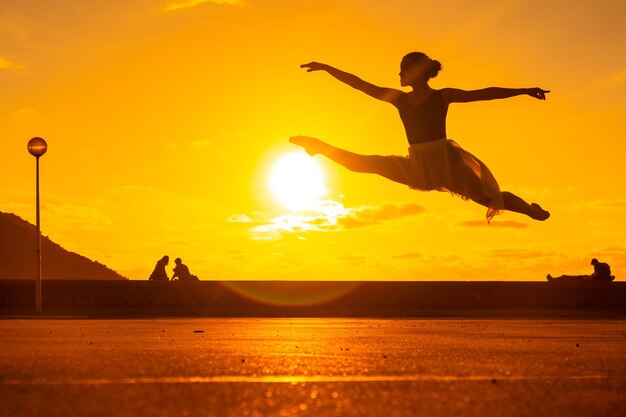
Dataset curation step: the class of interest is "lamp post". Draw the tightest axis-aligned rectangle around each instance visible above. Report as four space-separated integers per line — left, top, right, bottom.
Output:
27 137 47 313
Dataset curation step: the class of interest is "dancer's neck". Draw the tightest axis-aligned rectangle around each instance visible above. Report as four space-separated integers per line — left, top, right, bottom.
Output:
409 82 431 94
407 83 433 102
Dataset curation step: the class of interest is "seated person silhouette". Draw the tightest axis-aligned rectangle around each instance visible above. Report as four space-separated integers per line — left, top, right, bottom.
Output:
547 258 615 282
148 255 170 281
171 258 199 281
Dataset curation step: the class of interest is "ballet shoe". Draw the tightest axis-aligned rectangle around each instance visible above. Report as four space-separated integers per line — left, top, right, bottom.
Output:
531 203 550 221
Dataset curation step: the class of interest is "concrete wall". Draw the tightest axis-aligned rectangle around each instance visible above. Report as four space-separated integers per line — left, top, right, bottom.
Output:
1 280 626 316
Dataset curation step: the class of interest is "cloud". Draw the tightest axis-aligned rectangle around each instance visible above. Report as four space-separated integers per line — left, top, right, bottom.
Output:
338 254 368 265
35 202 114 234
489 248 555 260
162 239 195 246
393 251 422 259
227 214 253 223
110 184 157 194
191 139 212 148
579 69 626 97
0 55 23 70
9 108 37 118
571 198 626 211
459 220 528 229
246 200 426 236
163 0 245 11
249 213 335 234
337 203 425 229
587 243 626 259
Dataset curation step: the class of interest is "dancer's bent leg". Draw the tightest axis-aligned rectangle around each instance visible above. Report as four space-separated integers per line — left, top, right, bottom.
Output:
290 136 411 186
501 191 550 221
467 189 549 221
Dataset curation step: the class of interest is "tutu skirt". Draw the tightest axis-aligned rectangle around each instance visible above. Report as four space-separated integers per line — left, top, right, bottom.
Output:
396 138 504 222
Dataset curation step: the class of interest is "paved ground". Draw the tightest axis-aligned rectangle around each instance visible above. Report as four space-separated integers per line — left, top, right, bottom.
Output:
1 318 625 417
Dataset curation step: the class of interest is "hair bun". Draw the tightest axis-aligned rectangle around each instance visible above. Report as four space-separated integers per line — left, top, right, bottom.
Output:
428 59 442 79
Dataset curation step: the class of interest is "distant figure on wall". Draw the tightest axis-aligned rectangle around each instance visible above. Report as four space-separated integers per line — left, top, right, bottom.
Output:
148 255 170 281
171 258 199 281
290 52 551 223
547 259 615 282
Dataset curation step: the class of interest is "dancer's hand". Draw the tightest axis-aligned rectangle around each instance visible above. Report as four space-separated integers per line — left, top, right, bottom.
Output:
526 87 550 100
300 62 329 72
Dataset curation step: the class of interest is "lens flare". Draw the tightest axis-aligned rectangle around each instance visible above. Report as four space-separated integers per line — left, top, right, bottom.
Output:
220 281 362 307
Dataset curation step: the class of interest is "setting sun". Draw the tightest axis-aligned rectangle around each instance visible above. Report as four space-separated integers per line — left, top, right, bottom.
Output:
268 152 327 211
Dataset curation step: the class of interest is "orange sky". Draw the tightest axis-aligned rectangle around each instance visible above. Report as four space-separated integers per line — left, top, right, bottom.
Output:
1 0 625 280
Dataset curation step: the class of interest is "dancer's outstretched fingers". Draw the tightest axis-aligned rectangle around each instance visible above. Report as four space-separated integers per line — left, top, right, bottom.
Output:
300 62 326 72
529 87 550 100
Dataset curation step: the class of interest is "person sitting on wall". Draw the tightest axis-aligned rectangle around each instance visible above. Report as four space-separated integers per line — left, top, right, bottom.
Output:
148 255 170 281
547 258 615 282
171 258 199 281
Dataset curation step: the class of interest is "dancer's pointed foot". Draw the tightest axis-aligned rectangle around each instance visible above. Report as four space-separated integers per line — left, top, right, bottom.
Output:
289 135 329 156
531 203 550 221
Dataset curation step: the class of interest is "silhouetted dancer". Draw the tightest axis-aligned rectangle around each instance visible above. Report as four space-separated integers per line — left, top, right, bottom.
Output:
148 255 170 281
547 259 615 282
291 52 550 222
171 258 199 281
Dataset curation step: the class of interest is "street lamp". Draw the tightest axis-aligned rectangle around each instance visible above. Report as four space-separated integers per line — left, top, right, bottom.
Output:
27 137 47 313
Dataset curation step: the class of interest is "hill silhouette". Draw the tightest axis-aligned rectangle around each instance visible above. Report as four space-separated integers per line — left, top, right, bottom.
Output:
0 211 126 280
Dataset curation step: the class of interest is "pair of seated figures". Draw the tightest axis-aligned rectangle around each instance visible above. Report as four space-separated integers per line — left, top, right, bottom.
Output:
149 256 199 281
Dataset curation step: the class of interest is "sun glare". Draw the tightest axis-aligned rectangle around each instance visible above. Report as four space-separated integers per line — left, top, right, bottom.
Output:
269 152 327 210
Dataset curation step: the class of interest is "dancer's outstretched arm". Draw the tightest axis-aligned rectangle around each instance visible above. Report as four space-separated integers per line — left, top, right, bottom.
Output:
441 87 549 103
301 62 402 104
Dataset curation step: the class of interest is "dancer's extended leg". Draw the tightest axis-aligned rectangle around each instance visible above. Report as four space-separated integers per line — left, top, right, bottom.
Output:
290 136 411 186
